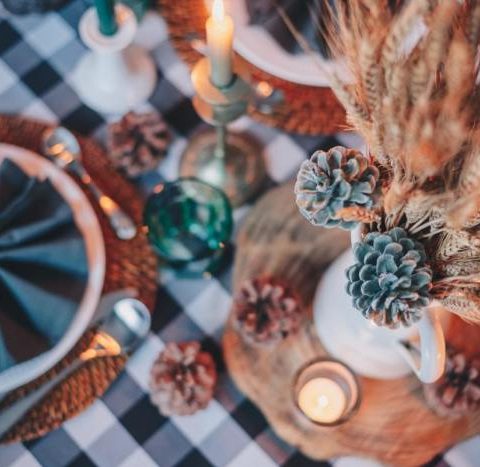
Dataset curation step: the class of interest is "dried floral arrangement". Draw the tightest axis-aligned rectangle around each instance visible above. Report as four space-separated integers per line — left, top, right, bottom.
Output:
295 0 480 327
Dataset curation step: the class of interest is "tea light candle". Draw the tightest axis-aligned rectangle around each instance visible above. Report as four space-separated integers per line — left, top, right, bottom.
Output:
297 378 346 424
206 0 234 87
293 358 360 427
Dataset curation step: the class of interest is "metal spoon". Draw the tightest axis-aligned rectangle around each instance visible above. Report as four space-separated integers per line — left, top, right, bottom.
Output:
42 127 137 240
0 298 150 439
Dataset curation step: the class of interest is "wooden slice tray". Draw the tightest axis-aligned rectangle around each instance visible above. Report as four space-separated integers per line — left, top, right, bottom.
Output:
223 182 480 467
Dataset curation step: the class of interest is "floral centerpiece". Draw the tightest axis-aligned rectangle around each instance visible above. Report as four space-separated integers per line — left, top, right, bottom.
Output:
295 0 480 328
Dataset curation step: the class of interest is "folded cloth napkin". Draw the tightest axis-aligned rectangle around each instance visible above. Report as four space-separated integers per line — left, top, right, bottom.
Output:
246 0 332 57
0 159 88 373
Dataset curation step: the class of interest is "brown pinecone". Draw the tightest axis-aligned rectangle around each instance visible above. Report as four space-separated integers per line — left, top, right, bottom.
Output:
107 111 171 178
149 341 217 416
423 348 480 418
232 277 303 345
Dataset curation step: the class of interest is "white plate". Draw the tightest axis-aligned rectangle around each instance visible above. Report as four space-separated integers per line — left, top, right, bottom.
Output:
205 0 344 87
225 1 426 87
0 144 106 393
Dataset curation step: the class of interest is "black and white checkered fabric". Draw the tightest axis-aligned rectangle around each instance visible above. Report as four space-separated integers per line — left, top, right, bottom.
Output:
0 2 478 466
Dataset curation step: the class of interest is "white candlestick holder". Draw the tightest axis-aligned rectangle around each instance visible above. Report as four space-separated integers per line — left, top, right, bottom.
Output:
71 5 157 115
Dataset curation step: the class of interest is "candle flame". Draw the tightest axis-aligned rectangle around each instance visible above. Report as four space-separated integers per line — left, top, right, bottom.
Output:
317 395 329 408
256 81 274 98
212 0 225 22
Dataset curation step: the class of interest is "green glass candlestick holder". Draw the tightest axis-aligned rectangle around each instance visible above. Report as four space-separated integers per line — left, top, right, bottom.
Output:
179 58 267 207
144 178 233 277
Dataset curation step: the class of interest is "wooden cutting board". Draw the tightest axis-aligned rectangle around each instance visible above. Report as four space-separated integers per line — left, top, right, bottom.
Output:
223 182 480 467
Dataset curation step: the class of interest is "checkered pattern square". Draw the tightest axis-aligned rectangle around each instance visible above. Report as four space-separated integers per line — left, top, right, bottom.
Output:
0 2 478 466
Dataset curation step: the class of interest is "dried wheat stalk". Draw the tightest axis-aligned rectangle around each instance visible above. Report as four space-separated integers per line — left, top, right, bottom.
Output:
320 1 480 323
335 206 381 224
325 1 480 212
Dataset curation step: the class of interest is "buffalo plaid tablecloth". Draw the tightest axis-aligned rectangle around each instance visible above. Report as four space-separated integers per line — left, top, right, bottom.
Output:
0 2 479 466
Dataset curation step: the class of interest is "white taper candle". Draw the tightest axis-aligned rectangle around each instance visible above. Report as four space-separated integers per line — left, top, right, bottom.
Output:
206 0 234 88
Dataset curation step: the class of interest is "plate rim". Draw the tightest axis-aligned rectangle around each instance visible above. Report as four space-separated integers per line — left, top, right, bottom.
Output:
218 0 342 87
0 143 106 393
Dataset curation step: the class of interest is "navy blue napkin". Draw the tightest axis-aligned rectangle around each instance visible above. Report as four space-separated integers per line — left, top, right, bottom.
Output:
0 159 88 373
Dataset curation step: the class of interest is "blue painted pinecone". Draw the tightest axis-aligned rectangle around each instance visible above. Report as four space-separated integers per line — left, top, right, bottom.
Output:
346 227 432 328
294 146 379 230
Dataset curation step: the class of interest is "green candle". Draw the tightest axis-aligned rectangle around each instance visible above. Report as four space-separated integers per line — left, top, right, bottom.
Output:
94 0 118 36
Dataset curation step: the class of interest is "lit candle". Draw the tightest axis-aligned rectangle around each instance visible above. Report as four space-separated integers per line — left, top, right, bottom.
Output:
297 377 347 424
94 0 118 36
206 0 234 87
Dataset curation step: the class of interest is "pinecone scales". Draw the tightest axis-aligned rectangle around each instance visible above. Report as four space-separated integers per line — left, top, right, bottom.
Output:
233 277 303 345
346 227 432 328
424 349 480 418
107 111 171 178
149 342 217 416
295 146 379 230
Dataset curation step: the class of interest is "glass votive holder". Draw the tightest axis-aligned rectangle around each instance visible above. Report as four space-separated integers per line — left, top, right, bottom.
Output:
144 178 233 277
293 358 361 427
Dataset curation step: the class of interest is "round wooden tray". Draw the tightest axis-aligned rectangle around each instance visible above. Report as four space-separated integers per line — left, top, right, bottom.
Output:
156 0 346 135
223 182 480 466
0 115 158 443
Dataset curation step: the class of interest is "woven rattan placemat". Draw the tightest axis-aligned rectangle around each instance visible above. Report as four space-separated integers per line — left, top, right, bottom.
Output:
156 0 346 136
0 115 158 443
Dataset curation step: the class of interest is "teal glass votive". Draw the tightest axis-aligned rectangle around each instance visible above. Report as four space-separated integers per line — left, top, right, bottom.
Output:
144 178 233 276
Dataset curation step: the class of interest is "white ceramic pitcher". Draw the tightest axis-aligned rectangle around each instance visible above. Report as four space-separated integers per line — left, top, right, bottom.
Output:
313 228 446 383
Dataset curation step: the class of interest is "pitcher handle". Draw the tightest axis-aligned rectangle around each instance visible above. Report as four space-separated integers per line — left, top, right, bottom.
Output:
394 306 446 383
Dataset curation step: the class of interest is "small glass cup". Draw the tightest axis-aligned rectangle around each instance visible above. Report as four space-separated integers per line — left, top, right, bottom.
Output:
293 358 361 427
144 178 233 277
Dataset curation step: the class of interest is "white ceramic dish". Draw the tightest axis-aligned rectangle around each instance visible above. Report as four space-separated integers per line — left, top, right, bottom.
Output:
0 144 106 394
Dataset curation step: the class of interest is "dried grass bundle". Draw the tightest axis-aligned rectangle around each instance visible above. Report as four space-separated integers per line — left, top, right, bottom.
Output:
321 0 480 323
